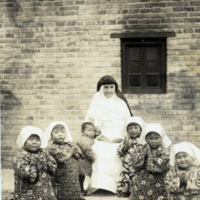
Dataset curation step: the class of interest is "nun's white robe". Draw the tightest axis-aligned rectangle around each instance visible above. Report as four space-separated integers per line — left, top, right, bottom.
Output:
85 88 131 193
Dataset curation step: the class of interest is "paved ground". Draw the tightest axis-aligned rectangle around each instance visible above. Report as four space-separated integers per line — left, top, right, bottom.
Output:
1 169 128 200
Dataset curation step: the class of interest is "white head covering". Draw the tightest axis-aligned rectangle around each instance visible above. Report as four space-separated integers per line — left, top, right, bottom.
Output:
44 121 73 147
126 116 146 134
170 141 200 167
85 86 131 123
17 126 44 148
139 123 172 149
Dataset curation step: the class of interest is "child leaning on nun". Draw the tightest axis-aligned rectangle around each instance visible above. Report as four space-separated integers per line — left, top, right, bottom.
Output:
75 122 100 194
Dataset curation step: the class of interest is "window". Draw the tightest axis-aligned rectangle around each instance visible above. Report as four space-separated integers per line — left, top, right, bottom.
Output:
111 31 175 94
121 38 166 94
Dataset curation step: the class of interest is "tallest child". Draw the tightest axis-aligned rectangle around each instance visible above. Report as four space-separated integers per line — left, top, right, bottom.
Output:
84 75 132 194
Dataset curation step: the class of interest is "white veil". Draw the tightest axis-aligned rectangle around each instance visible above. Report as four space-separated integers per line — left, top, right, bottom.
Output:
170 141 200 167
17 126 45 148
85 86 131 124
43 121 73 148
138 123 172 149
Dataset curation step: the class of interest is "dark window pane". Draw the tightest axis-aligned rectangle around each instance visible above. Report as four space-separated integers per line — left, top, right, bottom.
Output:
146 75 158 87
121 38 166 94
146 47 158 60
130 75 141 87
129 62 141 73
146 61 158 73
129 47 141 60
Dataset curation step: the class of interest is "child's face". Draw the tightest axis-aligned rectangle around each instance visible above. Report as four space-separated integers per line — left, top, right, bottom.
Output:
24 134 41 152
82 125 95 139
103 84 115 99
175 152 194 170
51 125 66 143
127 124 141 138
145 132 162 149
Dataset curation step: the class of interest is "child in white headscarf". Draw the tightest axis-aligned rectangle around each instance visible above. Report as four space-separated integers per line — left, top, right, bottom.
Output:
13 126 57 200
117 116 146 197
130 123 172 200
44 121 85 200
165 141 200 200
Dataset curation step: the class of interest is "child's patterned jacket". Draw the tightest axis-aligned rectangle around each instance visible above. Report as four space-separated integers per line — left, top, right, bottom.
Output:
13 149 57 200
165 165 200 199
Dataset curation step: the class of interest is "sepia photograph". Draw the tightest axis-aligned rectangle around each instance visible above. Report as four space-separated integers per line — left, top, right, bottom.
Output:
1 0 200 200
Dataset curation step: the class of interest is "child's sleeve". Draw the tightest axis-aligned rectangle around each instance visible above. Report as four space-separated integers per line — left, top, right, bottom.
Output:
131 145 147 169
117 140 127 157
118 137 131 157
45 151 57 175
48 144 74 164
75 143 84 158
185 167 200 193
78 138 95 162
13 154 38 183
84 149 95 162
165 168 182 194
146 148 170 173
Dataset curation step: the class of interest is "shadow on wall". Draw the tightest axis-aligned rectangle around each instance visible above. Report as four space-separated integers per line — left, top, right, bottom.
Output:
6 0 38 28
1 89 21 111
3 0 39 111
170 70 196 111
6 0 23 28
168 70 198 143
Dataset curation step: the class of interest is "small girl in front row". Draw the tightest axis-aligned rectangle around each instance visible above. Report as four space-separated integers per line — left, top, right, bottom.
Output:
117 116 146 197
165 141 200 200
130 123 172 200
44 121 85 200
13 126 57 200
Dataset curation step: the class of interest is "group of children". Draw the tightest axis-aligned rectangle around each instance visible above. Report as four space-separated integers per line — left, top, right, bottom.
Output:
13 117 200 200
116 116 200 200
13 121 98 200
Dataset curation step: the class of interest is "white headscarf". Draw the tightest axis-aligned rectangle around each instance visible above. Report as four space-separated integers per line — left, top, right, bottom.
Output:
17 126 44 148
126 116 146 134
170 141 200 167
85 86 131 124
139 123 172 149
44 121 73 147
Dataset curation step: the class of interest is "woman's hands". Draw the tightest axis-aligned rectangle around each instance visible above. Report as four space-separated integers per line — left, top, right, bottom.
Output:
71 146 78 155
95 126 101 136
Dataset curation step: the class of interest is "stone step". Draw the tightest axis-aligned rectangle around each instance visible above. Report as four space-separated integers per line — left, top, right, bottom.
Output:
1 169 128 200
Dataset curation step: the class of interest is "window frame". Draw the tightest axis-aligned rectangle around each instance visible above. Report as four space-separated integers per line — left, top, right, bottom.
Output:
110 31 176 94
121 38 167 94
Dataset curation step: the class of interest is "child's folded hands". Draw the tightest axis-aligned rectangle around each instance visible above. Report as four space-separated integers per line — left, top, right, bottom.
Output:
124 139 132 149
195 177 200 187
37 159 44 170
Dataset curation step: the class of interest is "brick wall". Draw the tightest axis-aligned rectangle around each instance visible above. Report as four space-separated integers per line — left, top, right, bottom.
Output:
1 0 200 168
